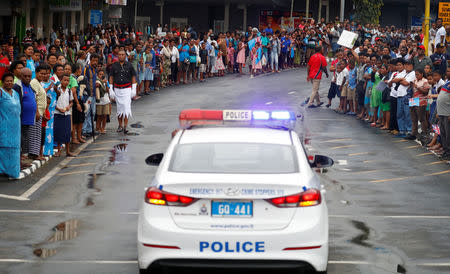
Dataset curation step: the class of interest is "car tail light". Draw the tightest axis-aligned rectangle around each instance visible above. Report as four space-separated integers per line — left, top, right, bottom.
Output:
266 188 321 207
145 187 197 206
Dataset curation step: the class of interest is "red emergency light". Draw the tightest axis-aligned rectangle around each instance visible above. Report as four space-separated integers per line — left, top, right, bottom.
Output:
179 109 296 129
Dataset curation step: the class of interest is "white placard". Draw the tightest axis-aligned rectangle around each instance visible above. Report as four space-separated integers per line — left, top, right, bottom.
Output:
337 30 359 49
223 110 252 121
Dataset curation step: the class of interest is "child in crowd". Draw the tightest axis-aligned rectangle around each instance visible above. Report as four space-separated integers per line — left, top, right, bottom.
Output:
68 63 85 144
236 37 246 75
215 50 226 77
424 64 432 75
199 43 208 82
227 43 235 74
250 42 262 78
53 74 75 157
346 60 358 115
42 65 56 156
326 51 343 108
95 70 111 134
427 71 445 150
407 68 430 140
335 61 348 113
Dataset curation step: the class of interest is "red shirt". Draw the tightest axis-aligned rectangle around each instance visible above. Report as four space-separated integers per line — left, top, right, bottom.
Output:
0 55 9 81
331 58 339 80
308 53 327 80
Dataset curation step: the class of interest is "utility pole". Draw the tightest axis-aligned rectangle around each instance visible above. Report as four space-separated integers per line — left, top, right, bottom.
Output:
424 0 430 56
290 0 294 28
134 0 138 28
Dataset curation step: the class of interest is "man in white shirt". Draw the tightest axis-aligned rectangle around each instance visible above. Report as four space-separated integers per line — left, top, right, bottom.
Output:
208 39 218 76
169 40 179 84
389 59 415 137
435 18 446 46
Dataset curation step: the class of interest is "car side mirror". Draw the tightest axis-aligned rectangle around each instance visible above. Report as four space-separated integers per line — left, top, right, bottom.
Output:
145 153 164 166
310 155 334 168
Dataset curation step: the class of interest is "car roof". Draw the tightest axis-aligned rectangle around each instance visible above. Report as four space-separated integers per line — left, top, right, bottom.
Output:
179 127 293 145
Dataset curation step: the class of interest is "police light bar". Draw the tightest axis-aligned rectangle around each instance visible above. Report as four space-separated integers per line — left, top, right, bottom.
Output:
179 109 296 129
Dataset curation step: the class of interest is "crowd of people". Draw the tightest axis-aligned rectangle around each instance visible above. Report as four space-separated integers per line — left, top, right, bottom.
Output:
1 17 450 179
306 18 450 162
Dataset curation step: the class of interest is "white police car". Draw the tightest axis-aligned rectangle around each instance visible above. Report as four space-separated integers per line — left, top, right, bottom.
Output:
138 109 333 273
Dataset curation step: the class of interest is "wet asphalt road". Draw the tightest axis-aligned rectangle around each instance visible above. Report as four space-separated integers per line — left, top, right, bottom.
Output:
0 69 449 274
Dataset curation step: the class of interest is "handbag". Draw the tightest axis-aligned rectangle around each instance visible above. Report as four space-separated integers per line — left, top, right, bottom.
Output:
382 87 390 103
261 55 267 66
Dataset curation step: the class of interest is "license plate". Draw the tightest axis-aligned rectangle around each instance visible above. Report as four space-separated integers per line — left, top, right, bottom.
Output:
222 110 252 121
211 201 253 217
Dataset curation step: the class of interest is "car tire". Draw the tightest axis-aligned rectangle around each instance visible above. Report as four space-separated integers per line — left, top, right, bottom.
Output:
139 269 147 274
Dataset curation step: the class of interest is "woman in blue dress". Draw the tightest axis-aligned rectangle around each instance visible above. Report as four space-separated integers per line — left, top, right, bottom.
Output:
0 73 21 178
42 67 56 156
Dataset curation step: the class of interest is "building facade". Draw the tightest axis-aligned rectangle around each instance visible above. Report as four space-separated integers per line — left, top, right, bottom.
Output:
0 0 444 40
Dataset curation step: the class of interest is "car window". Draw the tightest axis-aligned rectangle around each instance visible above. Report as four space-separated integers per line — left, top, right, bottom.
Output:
169 143 299 174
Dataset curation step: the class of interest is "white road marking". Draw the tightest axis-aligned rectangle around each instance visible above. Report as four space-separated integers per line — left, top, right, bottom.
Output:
0 209 139 215
309 118 346 121
328 261 370 265
265 101 272 105
0 258 446 267
0 194 29 201
0 259 138 264
19 138 95 200
330 215 450 219
337 160 348 165
323 138 352 143
0 209 69 214
2 210 448 219
288 91 296 94
417 263 450 267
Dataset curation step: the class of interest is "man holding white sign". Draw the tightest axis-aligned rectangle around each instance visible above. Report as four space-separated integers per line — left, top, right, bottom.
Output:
337 30 359 49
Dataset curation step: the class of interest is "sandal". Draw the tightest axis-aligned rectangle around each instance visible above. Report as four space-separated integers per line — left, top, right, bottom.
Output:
21 163 32 168
78 139 86 143
117 126 124 133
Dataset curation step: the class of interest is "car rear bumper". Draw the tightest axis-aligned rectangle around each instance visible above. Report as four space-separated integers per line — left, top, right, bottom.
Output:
149 259 316 270
137 202 328 271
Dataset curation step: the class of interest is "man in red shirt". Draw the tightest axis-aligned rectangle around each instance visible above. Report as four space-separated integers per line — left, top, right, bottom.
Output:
306 46 328 108
0 50 10 83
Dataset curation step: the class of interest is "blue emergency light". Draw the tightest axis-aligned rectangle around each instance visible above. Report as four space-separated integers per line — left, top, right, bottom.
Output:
179 109 296 129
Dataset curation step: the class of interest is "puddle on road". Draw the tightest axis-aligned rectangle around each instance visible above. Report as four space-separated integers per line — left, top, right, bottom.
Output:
33 248 57 258
347 220 408 273
32 219 80 259
125 131 140 136
130 121 144 128
85 173 106 207
87 173 104 191
350 220 373 248
109 143 130 165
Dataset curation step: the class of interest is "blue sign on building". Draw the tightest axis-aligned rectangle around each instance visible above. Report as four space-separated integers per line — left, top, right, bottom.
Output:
411 16 423 27
90 10 103 26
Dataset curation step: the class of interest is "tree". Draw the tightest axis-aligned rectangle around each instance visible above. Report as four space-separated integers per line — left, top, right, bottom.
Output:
352 0 384 25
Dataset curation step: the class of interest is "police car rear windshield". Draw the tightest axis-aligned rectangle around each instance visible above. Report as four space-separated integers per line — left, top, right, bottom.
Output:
169 143 299 174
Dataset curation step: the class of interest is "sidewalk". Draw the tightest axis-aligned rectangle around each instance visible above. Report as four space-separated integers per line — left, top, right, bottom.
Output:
7 137 96 181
